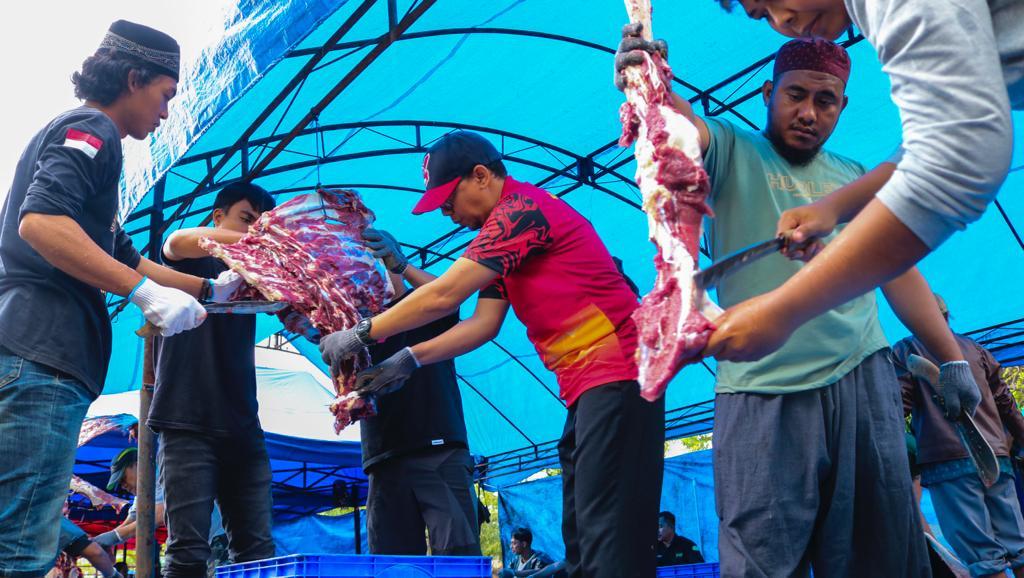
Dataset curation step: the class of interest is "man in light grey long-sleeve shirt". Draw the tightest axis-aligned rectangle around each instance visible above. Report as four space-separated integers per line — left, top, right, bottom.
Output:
702 0 1022 368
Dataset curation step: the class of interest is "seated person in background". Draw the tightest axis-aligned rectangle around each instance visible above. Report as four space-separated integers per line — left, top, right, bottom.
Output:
501 528 567 578
656 511 704 567
55 517 120 578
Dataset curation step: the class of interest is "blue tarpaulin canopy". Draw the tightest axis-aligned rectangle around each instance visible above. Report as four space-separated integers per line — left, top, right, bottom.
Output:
103 0 1023 488
76 367 367 521
74 418 366 521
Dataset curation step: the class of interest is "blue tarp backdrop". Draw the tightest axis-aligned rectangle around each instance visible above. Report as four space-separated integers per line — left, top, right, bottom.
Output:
497 449 959 566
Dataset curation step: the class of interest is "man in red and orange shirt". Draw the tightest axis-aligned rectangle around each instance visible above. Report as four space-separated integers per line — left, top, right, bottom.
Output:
320 131 663 578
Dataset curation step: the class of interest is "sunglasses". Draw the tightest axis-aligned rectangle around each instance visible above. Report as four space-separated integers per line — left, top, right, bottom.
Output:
440 177 463 213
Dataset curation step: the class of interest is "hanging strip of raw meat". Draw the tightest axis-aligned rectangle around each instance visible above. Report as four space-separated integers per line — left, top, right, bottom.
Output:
202 189 393 432
620 0 718 401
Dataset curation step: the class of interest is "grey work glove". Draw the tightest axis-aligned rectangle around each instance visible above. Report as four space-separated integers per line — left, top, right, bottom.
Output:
354 347 420 396
614 22 669 91
362 228 408 274
319 327 370 378
92 529 124 548
938 360 982 419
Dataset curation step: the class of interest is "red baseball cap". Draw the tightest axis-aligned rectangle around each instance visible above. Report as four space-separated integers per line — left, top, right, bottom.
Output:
413 131 503 215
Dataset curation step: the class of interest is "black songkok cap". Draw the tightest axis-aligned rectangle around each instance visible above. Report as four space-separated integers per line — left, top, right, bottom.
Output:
99 20 180 81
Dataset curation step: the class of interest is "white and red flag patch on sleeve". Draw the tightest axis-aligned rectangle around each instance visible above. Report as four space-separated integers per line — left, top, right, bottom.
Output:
62 128 104 159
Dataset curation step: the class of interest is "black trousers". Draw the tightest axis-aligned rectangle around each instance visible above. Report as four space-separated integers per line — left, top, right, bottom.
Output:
366 447 481 555
159 429 275 578
558 381 665 578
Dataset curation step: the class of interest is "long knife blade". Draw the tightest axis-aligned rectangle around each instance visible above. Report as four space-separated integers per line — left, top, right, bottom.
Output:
136 301 287 337
906 354 1000 488
201 300 287 314
693 237 784 291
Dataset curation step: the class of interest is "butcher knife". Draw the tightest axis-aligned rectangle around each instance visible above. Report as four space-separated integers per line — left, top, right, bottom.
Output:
693 236 787 291
906 354 1000 488
135 301 287 337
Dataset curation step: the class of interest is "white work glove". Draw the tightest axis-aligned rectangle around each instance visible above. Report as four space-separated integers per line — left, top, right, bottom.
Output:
130 277 207 337
208 270 245 303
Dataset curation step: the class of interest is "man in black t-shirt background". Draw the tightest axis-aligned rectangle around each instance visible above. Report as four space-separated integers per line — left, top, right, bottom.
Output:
656 511 704 567
150 183 277 577
358 228 480 556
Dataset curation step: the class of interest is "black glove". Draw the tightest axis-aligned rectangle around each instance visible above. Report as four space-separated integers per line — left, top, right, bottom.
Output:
319 327 368 378
353 347 420 396
614 22 669 91
362 228 408 274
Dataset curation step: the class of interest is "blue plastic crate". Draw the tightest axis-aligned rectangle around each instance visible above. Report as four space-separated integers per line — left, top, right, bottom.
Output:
656 562 721 578
215 554 491 578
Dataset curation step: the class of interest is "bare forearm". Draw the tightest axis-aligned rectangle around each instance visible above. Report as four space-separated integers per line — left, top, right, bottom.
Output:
19 213 141 295
881 268 964 363
772 199 930 332
826 163 897 224
410 317 497 365
402 264 437 288
371 281 460 341
136 258 204 298
164 228 244 260
81 543 114 576
369 258 497 341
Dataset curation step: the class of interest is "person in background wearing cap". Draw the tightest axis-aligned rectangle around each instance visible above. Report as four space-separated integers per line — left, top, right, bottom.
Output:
894 295 1024 578
93 448 227 565
355 227 480 556
616 35 950 575
698 0 1021 368
320 131 661 577
0 21 244 578
148 182 278 576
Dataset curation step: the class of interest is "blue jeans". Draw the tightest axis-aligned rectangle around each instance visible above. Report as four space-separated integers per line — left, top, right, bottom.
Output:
0 349 93 578
928 468 1024 578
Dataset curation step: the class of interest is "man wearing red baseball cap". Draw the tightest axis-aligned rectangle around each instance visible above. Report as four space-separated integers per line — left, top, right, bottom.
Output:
320 130 664 577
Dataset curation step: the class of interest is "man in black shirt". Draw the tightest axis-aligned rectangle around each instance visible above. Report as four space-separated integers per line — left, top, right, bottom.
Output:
656 511 704 567
358 228 480 556
0 21 240 578
151 183 277 577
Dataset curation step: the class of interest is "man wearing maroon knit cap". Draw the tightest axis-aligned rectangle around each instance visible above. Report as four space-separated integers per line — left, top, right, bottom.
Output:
616 36 933 576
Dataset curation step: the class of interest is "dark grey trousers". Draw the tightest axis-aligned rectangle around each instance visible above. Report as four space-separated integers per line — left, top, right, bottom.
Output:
366 447 480 555
160 429 275 578
713 349 931 578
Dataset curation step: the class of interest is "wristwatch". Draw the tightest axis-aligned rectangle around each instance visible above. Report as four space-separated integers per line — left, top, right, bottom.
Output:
355 318 375 346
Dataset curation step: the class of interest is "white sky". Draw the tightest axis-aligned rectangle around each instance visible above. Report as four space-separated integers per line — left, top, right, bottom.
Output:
0 1 231 206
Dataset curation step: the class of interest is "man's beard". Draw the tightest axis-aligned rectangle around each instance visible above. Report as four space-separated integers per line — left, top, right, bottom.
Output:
766 127 822 166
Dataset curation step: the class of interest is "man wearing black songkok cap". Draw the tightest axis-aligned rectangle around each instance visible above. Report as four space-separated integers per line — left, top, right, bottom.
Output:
0 21 244 578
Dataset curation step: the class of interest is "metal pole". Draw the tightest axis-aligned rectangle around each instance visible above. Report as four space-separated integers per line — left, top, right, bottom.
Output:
351 482 361 554
136 336 157 578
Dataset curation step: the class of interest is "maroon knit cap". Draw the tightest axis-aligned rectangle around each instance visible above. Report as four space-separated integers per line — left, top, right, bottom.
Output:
773 38 851 84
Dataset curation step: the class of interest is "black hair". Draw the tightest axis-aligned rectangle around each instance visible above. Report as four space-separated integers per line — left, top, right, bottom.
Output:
213 182 277 214
72 49 166 105
512 528 533 544
659 511 676 527
464 159 508 179
716 0 736 11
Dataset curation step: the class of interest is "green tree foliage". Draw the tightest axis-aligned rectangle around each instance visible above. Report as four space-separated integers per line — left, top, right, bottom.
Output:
1004 366 1024 408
